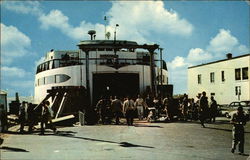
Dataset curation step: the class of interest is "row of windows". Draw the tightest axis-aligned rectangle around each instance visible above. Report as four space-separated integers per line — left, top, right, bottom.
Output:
197 67 248 84
36 74 71 86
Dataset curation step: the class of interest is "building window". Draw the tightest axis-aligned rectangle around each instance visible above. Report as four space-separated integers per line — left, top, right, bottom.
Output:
242 67 248 80
221 71 225 82
235 68 241 80
210 72 215 83
198 74 201 84
235 86 241 100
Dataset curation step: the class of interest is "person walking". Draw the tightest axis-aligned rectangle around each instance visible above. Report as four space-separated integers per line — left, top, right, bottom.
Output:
199 91 208 128
19 101 26 133
181 94 189 121
96 98 106 124
111 96 123 124
0 104 8 133
123 97 135 126
40 101 56 135
230 106 247 155
135 95 145 120
209 96 218 123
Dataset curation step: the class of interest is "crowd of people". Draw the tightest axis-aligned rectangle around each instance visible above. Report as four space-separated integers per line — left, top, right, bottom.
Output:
0 90 248 155
94 91 220 127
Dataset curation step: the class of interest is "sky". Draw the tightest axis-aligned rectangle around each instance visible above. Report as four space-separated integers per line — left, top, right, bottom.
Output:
1 0 249 98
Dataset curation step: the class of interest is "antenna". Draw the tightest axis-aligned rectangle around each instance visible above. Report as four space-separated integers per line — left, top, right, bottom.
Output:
104 16 107 40
114 24 119 43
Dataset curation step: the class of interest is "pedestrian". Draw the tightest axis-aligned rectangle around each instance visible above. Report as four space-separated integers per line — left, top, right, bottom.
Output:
153 97 161 119
189 98 197 121
111 96 123 124
181 94 188 121
40 101 56 135
106 96 113 124
230 106 247 155
27 103 35 133
123 96 135 126
145 94 153 118
19 101 26 133
209 96 218 123
96 98 106 124
199 91 209 128
0 104 8 133
135 95 145 120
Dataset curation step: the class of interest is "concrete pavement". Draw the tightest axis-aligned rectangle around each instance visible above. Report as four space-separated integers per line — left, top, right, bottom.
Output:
1 118 250 160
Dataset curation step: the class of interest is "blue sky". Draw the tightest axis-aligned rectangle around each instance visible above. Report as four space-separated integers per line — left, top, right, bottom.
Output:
1 1 249 98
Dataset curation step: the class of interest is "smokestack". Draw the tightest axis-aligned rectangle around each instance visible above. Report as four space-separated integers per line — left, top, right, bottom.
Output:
226 53 232 59
88 30 96 40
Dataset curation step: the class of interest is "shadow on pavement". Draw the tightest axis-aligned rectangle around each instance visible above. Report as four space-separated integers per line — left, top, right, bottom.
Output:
204 127 231 132
0 146 29 152
134 124 163 128
54 131 154 149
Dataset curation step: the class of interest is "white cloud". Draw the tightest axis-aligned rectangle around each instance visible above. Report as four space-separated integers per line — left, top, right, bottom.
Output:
187 48 212 63
207 29 249 57
107 1 193 37
1 66 31 78
2 1 42 16
168 29 249 94
39 10 105 40
1 23 31 65
5 1 193 42
168 56 189 69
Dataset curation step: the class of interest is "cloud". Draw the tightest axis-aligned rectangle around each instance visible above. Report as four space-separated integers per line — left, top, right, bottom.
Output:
107 1 193 39
187 48 213 63
2 1 42 16
168 56 189 69
168 29 249 94
1 66 31 78
207 29 249 57
4 1 193 42
1 23 31 65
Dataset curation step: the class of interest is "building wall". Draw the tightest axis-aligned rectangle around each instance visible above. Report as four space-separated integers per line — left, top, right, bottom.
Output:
188 55 250 105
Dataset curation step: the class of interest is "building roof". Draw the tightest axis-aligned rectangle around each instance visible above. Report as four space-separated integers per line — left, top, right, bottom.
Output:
188 53 250 69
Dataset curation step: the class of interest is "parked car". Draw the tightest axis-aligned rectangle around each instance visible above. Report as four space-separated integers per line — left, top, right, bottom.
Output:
223 101 250 120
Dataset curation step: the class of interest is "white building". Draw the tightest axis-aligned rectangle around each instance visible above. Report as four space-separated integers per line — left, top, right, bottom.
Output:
188 53 250 105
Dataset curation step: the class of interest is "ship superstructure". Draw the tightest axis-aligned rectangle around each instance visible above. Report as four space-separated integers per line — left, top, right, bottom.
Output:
34 39 170 105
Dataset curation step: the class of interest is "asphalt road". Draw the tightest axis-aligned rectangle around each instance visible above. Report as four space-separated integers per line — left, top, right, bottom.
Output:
1 117 250 160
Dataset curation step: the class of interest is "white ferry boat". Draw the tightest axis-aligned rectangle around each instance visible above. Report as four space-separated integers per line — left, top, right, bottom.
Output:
34 36 170 106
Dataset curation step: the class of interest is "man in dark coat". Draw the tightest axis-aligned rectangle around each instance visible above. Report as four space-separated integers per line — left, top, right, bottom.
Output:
230 106 247 154
199 91 208 128
111 96 123 124
209 96 218 123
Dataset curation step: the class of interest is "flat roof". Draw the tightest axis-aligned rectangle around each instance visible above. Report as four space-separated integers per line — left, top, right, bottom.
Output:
188 53 250 69
78 40 138 46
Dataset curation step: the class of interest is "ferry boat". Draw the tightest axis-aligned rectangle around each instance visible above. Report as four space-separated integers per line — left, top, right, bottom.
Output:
34 34 171 106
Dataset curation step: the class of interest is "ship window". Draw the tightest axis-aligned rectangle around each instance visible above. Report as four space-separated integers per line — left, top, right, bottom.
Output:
235 68 241 80
54 60 59 68
45 75 55 84
49 61 53 69
55 74 71 83
38 77 45 85
242 67 248 80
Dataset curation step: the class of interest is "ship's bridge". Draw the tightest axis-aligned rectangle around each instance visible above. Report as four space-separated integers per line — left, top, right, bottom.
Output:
36 40 167 74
